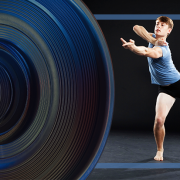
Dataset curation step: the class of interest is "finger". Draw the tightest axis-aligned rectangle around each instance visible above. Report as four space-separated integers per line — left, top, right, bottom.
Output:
120 38 127 44
122 44 129 49
160 41 167 46
122 44 127 47
161 39 167 45
129 39 134 43
123 42 133 46
122 43 129 47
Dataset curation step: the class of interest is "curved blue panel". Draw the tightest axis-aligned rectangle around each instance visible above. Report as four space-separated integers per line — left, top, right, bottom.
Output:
0 0 114 179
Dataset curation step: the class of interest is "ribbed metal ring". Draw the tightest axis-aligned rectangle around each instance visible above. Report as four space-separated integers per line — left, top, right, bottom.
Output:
0 0 114 179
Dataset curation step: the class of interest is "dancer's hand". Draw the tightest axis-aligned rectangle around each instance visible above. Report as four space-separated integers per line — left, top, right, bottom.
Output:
120 38 135 50
155 39 167 46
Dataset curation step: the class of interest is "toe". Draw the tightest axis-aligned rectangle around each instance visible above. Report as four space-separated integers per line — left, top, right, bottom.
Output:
154 156 158 161
154 156 161 161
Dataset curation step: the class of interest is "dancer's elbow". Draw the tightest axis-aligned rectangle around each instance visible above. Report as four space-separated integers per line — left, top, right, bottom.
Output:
133 25 140 32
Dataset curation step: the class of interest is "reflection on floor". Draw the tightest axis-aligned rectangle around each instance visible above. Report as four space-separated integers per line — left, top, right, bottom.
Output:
87 130 180 180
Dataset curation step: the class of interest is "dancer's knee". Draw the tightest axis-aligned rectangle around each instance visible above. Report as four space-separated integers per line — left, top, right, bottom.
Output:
154 116 165 129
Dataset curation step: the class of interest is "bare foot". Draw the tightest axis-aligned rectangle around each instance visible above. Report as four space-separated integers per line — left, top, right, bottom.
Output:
154 150 164 161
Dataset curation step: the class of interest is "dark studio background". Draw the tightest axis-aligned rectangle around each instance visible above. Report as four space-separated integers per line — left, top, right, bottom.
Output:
83 0 180 132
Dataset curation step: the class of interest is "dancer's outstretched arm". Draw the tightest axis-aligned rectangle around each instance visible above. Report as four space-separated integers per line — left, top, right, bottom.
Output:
120 38 162 59
133 25 167 46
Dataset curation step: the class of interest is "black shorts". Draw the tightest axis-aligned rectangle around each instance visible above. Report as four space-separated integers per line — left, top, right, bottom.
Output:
158 79 180 99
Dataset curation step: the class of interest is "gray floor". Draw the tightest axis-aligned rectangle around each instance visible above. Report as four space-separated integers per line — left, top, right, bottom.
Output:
87 130 180 180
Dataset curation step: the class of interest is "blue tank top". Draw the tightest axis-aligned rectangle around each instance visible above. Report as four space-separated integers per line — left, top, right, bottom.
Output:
147 34 180 86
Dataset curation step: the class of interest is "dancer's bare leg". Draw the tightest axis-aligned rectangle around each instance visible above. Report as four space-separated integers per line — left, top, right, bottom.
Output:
154 93 175 161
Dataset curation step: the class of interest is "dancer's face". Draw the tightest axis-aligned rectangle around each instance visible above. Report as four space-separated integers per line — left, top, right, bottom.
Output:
154 20 172 38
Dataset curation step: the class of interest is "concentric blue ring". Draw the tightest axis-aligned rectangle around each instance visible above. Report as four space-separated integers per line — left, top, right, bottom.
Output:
0 0 114 179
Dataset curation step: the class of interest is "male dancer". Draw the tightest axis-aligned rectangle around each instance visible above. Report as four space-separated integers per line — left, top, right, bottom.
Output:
121 16 180 161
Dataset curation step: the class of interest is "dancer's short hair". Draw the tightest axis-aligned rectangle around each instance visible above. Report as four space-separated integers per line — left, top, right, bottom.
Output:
156 16 174 32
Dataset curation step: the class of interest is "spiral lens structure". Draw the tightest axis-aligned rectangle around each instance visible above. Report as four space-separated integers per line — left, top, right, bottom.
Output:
0 0 114 179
